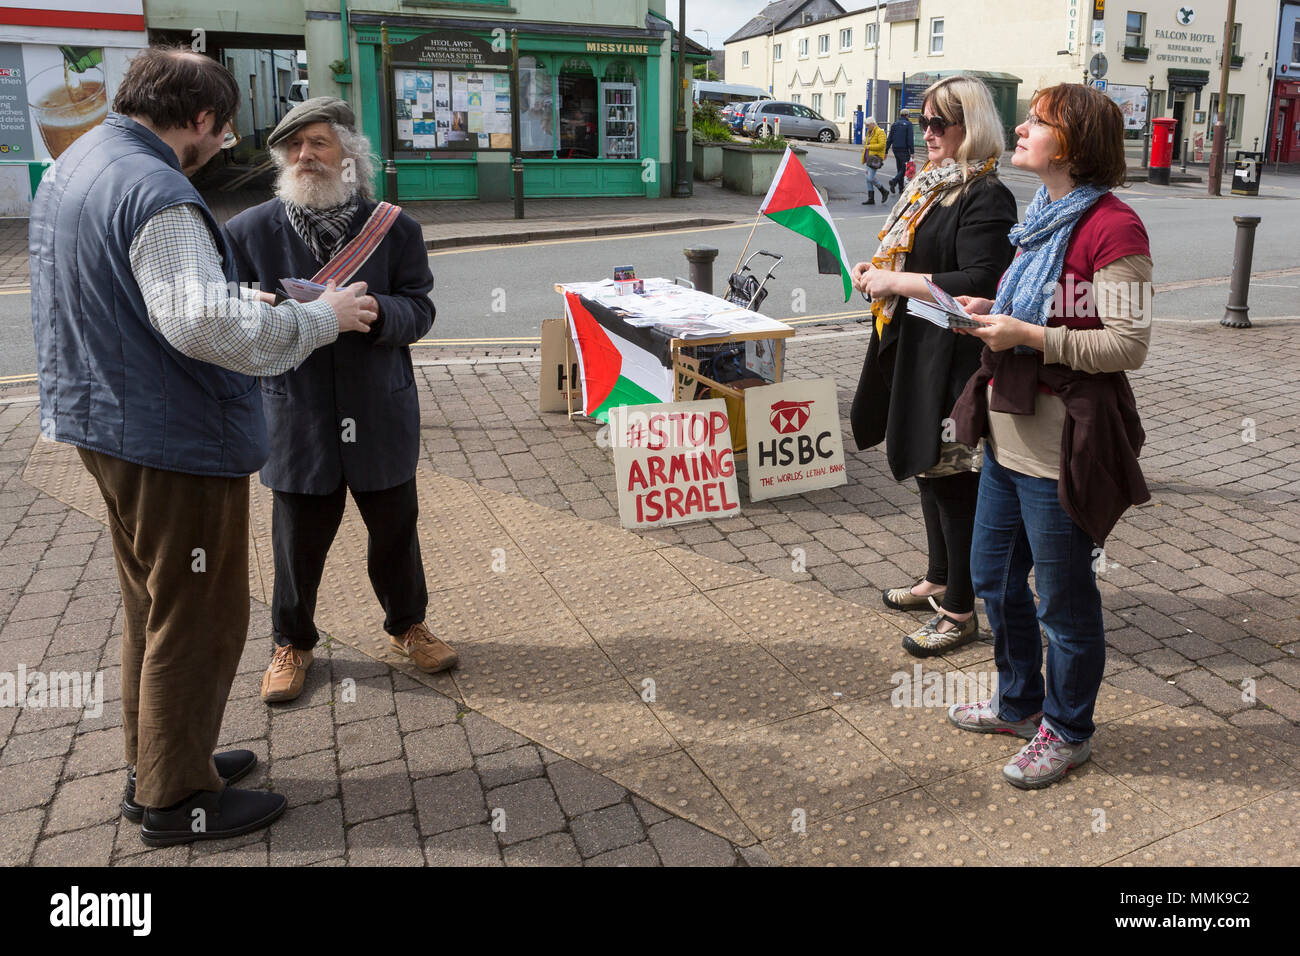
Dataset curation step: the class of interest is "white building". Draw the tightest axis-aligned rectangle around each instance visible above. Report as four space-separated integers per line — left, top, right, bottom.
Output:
725 0 1280 158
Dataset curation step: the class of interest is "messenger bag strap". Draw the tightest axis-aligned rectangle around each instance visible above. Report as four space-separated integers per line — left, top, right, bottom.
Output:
309 201 403 286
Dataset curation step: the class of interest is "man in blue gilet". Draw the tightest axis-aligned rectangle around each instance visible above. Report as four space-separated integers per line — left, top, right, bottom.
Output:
29 47 377 847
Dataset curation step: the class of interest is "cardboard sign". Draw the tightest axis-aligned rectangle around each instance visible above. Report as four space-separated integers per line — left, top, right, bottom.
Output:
609 400 741 528
539 317 582 413
744 378 847 501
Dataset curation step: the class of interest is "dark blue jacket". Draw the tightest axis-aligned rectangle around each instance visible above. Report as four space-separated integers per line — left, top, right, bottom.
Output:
29 113 267 477
222 198 434 494
887 117 915 156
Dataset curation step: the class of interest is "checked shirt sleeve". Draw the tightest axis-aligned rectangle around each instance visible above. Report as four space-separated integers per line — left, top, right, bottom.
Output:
129 203 339 377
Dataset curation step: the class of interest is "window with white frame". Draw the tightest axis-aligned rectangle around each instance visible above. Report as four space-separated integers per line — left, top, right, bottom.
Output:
773 42 782 61
811 92 822 114
1293 21 1300 63
834 92 846 119
1126 12 1146 48
929 18 944 54
818 34 829 54
840 28 852 49
791 93 801 104
741 50 749 67
798 37 809 57
865 22 878 47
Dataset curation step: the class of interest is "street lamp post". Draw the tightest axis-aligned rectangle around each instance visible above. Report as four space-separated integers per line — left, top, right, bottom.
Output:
672 0 691 197
693 28 711 80
753 13 776 95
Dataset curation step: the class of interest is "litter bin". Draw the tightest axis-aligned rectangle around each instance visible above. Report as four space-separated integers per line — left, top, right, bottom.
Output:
1231 150 1263 196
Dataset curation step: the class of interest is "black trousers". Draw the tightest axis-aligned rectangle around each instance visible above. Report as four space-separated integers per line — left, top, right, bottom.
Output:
889 151 910 189
271 477 427 650
915 471 980 615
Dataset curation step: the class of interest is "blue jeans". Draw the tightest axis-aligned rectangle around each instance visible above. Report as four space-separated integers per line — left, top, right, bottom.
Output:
889 151 910 189
864 164 880 189
970 445 1105 744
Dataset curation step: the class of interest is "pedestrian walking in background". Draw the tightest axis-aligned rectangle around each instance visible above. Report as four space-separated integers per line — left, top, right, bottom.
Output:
28 48 376 845
887 108 915 194
849 76 1017 657
948 83 1153 790
223 98 457 707
861 117 889 205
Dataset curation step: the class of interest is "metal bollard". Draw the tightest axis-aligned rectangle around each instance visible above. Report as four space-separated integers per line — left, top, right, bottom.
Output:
1181 138 1188 174
684 245 719 296
1221 216 1261 329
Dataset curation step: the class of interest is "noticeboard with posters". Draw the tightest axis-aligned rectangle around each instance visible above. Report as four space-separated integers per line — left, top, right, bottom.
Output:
390 31 513 153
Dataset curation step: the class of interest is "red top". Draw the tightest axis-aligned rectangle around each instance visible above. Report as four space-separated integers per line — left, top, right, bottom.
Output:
1049 192 1150 330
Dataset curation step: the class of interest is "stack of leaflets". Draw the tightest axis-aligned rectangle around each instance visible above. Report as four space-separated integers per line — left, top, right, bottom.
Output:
906 278 984 330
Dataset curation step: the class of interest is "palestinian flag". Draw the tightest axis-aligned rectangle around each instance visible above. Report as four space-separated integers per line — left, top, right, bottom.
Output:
758 147 852 301
565 292 674 422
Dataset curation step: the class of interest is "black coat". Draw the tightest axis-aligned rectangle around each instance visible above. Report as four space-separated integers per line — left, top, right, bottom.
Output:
222 198 435 494
887 118 914 157
850 174 1017 480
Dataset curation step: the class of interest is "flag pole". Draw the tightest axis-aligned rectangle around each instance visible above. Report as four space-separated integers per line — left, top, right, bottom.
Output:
734 211 763 274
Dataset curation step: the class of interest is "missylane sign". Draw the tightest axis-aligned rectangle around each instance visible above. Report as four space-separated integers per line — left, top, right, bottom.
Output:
745 379 847 502
609 400 741 528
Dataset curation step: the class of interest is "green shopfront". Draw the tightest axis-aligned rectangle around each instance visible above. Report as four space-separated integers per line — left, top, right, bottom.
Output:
351 17 670 200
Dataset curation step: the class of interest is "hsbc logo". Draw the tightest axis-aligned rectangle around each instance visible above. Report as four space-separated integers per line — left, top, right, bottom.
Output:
769 399 813 434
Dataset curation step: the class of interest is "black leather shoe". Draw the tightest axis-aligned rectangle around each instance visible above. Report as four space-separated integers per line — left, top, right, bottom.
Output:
140 786 286 847
862 197 875 205
121 749 257 823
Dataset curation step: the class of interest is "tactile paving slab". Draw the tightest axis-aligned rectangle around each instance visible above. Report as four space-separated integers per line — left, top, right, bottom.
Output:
1092 706 1299 826
474 678 678 772
451 615 622 707
543 550 696 617
834 690 1021 786
707 578 866 641
424 573 572 642
1106 788 1300 866
759 617 925 703
657 547 763 591
608 750 757 846
925 760 1181 866
635 643 823 745
762 789 994 866
478 488 655 569
577 592 755 679
687 709 916 841
22 438 106 523
1092 683 1166 724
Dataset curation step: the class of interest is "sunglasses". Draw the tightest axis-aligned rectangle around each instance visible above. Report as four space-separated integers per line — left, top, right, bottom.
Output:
919 114 960 135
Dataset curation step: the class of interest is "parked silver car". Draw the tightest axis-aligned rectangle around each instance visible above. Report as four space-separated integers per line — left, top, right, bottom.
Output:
742 101 839 142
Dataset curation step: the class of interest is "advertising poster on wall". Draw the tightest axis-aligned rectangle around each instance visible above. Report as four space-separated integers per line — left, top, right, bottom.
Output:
1106 84 1149 131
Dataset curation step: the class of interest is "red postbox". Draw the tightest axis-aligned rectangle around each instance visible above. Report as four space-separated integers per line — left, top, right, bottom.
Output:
1149 117 1177 185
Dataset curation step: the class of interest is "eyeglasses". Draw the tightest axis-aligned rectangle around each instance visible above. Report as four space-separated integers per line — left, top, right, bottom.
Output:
220 123 240 150
1024 113 1053 130
919 114 960 135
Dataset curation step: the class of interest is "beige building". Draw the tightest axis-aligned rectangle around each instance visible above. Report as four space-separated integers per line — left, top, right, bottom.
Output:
726 0 1279 157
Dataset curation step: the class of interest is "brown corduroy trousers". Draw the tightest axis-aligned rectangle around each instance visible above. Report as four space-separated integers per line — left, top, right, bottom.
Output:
78 448 249 809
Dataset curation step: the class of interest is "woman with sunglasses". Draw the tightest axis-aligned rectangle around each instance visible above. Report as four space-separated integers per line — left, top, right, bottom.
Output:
850 76 1016 657
947 84 1153 789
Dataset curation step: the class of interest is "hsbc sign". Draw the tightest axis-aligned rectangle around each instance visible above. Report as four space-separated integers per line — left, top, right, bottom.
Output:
745 379 847 502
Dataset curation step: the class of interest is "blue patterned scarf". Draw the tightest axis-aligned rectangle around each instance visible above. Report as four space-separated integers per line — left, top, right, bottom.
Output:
994 184 1107 328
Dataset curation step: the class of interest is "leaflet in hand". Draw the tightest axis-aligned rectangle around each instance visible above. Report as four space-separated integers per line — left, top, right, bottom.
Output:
906 278 984 331
280 278 328 303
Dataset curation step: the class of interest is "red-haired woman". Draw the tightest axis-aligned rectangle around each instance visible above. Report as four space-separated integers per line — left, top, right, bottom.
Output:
947 84 1153 789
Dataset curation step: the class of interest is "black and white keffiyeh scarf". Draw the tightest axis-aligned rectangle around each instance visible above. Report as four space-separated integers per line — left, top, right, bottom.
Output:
283 195 358 265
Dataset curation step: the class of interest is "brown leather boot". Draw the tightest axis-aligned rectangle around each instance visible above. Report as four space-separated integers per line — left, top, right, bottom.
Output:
390 621 458 673
261 644 313 703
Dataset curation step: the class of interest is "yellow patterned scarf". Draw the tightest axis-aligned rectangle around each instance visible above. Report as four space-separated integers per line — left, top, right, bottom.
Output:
868 157 998 336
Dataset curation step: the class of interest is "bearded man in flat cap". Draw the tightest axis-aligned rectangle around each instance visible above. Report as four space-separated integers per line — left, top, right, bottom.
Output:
223 97 458 704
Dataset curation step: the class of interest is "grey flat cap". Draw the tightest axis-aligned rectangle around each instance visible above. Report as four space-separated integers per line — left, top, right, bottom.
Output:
267 96 355 148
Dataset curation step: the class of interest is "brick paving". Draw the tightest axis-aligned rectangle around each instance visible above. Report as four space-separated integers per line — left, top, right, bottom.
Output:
2 311 1299 866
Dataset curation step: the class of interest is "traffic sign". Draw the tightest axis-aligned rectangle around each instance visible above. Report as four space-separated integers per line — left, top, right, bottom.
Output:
1089 53 1108 79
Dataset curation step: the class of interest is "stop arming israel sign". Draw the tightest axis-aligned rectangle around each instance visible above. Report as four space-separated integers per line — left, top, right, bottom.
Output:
745 378 847 501
608 400 742 529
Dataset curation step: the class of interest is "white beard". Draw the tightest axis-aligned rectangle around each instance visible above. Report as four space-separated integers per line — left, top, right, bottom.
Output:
275 160 355 209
